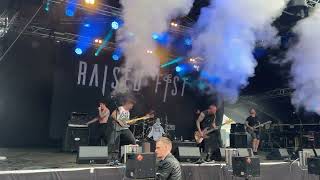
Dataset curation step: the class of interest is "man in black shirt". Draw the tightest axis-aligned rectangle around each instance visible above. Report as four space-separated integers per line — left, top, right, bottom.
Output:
245 108 260 154
155 137 181 180
196 104 221 161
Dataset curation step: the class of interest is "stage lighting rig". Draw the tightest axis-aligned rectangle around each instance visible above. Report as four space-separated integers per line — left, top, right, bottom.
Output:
306 0 320 8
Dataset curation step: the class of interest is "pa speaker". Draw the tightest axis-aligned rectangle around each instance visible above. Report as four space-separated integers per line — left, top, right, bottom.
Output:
266 148 290 160
232 156 260 178
125 153 156 179
308 157 320 175
175 146 200 162
76 146 108 164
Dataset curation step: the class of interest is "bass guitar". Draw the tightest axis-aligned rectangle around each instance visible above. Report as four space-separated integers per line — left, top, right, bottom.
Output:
194 119 233 144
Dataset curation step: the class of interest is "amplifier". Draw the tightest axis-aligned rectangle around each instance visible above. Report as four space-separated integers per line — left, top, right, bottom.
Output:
307 157 320 175
63 126 89 152
121 145 142 163
231 124 246 133
230 133 247 148
125 153 156 179
232 156 260 178
76 146 108 164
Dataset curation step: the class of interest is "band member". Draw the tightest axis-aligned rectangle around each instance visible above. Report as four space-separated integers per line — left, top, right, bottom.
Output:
110 98 136 153
196 104 221 161
155 137 182 180
148 118 165 141
86 101 110 145
245 108 260 154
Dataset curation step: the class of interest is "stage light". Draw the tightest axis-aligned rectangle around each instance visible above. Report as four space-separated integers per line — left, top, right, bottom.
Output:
84 0 95 5
152 33 159 40
65 9 75 16
95 30 114 56
44 0 50 12
176 66 182 72
112 54 120 61
170 22 178 27
112 47 123 61
94 39 103 44
147 50 153 54
111 21 119 30
189 58 195 63
75 48 83 55
84 23 90 27
184 38 192 46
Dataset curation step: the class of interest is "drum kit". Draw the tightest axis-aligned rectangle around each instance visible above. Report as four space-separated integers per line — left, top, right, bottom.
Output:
132 115 176 141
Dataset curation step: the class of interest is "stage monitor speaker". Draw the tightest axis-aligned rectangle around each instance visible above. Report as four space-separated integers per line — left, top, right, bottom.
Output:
63 126 89 152
266 148 290 160
230 133 247 148
237 148 253 157
232 156 260 178
125 153 156 179
307 157 320 175
175 146 201 162
76 146 108 164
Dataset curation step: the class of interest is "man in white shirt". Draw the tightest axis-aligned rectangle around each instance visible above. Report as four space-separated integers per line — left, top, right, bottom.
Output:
110 98 136 154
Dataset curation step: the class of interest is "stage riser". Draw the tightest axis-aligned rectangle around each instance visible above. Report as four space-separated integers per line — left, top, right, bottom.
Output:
0 164 318 180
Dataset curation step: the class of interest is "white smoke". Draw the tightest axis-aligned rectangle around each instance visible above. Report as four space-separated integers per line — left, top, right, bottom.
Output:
287 7 320 114
114 0 194 94
192 0 288 102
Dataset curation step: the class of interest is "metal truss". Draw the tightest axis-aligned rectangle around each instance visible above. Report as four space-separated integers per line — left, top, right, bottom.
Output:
306 0 320 8
240 88 294 101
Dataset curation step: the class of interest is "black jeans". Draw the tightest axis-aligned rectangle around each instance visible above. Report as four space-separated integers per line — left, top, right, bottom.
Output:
108 129 136 153
97 123 110 145
204 130 222 160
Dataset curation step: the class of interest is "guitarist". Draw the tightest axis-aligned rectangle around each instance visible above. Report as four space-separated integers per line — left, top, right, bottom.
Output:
196 104 221 161
245 108 260 155
110 98 136 155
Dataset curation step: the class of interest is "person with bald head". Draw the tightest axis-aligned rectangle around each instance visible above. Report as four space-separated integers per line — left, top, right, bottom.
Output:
155 137 181 180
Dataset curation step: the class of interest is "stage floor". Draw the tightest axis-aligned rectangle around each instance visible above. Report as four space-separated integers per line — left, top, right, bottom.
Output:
0 148 318 180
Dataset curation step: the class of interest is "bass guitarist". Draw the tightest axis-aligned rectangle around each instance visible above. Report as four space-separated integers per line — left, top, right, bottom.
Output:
196 104 221 161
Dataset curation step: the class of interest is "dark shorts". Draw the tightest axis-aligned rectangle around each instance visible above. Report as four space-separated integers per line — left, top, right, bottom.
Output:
247 128 260 140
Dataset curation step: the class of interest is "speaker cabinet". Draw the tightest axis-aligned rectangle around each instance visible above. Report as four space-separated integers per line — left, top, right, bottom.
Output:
125 153 156 179
308 157 320 175
63 126 89 152
232 156 260 178
76 146 108 164
266 148 290 160
174 146 201 162
230 133 247 148
231 124 246 133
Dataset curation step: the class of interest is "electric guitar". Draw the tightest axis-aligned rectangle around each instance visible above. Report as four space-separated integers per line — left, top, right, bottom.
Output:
194 119 233 144
114 111 155 129
248 121 272 132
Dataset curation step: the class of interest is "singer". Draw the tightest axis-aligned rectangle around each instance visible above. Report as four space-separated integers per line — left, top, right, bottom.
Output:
86 100 110 145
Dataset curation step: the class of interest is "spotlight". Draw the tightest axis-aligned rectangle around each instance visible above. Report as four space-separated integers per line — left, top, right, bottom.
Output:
176 66 182 72
189 58 195 63
112 54 120 61
170 22 178 27
75 48 83 55
84 23 90 27
147 50 153 54
94 39 103 44
111 21 119 30
152 33 159 40
184 38 192 46
84 0 95 5
65 9 75 17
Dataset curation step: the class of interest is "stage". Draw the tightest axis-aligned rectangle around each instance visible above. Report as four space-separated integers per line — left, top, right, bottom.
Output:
0 148 318 180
